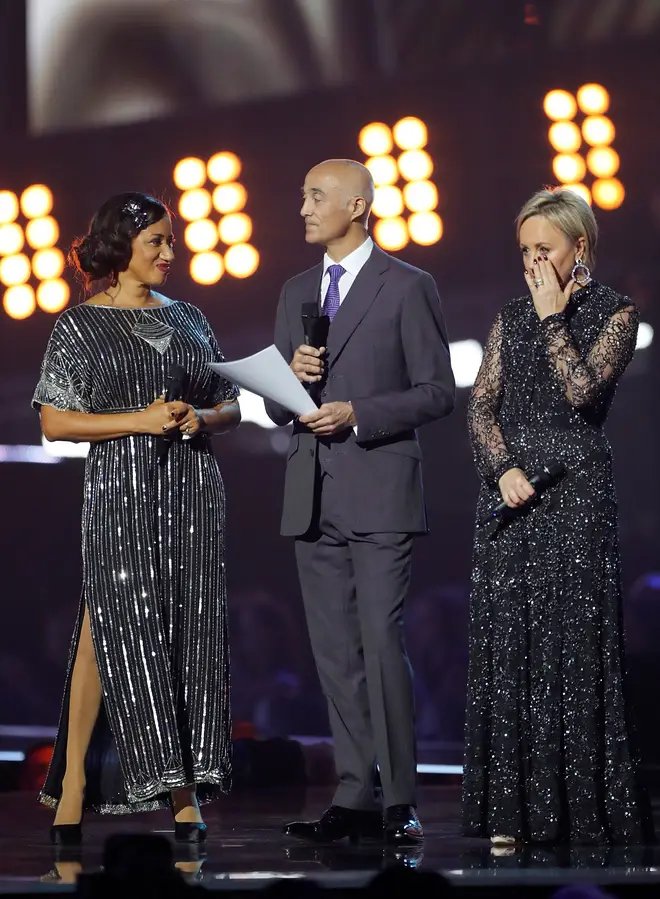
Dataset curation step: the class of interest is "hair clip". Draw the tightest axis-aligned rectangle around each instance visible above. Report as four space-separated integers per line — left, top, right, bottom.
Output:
122 201 150 232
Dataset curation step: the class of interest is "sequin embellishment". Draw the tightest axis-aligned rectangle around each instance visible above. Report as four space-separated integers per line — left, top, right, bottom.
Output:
32 301 237 814
462 281 652 845
131 311 175 354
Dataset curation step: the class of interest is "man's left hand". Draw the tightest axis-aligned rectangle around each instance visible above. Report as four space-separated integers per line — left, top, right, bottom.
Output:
299 402 356 436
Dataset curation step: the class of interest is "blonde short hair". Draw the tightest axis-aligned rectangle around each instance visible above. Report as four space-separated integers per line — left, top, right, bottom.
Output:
516 187 598 269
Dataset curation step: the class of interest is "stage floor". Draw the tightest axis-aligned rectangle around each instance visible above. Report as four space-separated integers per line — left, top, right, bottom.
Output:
1 786 660 893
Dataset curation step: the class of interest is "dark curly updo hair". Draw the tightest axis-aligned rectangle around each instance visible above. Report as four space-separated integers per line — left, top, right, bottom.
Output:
69 192 170 289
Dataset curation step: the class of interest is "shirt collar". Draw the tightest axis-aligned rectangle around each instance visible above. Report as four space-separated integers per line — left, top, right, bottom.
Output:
323 236 374 278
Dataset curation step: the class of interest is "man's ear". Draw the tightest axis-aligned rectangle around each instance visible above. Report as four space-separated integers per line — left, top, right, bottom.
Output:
351 196 367 222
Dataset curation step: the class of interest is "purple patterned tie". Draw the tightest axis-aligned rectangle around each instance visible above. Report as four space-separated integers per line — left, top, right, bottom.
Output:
322 264 346 322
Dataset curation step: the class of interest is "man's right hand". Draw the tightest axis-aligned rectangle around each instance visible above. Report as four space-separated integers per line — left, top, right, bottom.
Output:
291 345 326 383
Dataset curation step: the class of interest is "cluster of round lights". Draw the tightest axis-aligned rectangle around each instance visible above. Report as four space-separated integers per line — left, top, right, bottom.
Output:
543 84 624 209
0 185 68 319
173 153 259 284
358 117 442 252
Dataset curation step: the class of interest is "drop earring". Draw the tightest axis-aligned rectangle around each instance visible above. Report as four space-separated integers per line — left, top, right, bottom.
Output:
571 257 592 287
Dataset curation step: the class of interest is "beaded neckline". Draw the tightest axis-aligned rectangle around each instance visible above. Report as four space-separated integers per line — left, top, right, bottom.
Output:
80 300 179 311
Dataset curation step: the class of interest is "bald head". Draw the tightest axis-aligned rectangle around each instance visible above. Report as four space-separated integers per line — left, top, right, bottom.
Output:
308 159 375 212
301 159 374 250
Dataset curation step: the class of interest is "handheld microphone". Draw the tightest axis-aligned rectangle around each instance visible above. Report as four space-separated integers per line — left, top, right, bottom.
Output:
479 459 566 528
301 302 330 349
156 363 188 463
301 303 329 404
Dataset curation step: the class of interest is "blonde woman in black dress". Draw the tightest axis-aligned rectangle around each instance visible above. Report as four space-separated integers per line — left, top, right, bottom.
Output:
33 193 240 844
463 187 652 845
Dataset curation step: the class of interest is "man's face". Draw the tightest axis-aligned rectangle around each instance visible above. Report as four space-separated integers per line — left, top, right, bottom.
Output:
300 166 356 245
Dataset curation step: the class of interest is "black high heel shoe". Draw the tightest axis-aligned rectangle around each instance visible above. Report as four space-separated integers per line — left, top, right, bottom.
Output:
50 792 85 846
50 823 83 846
174 822 207 843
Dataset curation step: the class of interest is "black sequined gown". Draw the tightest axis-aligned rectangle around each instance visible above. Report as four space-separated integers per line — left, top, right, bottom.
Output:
463 281 652 844
32 301 236 813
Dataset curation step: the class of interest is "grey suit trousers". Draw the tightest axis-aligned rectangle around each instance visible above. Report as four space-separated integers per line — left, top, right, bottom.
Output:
294 468 417 810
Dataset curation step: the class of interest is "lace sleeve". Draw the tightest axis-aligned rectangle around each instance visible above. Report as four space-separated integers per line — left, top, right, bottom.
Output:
467 312 519 486
540 304 638 409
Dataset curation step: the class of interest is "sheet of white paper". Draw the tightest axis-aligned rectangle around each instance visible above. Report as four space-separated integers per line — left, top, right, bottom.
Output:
208 345 317 417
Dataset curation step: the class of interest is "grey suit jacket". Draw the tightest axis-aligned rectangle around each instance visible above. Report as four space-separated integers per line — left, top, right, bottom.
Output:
265 245 455 536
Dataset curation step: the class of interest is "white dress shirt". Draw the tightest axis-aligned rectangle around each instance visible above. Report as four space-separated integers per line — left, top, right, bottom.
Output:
320 236 374 309
319 237 373 436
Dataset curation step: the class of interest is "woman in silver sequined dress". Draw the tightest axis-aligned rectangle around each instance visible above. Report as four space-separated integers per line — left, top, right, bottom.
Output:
463 188 652 845
32 193 240 844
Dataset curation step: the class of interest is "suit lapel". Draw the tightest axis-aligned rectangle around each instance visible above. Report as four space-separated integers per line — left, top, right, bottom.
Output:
327 246 390 366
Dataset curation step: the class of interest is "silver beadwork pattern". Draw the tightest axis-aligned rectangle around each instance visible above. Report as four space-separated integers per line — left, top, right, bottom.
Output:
32 301 237 814
131 311 175 355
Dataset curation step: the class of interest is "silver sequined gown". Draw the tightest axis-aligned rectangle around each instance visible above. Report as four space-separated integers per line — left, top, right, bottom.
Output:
463 282 652 844
32 301 236 814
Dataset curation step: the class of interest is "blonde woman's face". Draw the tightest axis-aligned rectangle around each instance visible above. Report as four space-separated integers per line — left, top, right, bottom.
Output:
519 215 584 289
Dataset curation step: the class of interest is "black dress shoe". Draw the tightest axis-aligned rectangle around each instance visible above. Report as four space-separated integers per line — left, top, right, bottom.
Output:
384 805 424 844
50 824 83 846
284 805 383 844
174 822 207 843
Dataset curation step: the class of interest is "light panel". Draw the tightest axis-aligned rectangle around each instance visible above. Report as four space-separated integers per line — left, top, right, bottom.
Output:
543 84 623 210
3 284 36 319
0 192 19 225
358 123 393 157
1 183 67 318
37 278 70 313
173 151 258 282
360 116 442 249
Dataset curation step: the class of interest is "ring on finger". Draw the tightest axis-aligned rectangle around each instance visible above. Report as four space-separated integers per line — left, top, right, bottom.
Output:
534 278 544 287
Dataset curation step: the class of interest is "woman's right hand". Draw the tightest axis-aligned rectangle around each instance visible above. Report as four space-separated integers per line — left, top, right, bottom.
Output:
497 467 536 508
136 396 187 435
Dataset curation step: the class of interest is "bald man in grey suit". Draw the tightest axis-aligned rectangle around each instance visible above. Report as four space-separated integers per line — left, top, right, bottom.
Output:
266 160 455 845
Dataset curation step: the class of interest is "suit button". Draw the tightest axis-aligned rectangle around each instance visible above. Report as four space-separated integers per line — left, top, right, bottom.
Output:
309 448 314 456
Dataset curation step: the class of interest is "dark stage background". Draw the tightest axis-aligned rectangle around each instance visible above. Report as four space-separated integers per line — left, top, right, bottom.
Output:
0 0 658 762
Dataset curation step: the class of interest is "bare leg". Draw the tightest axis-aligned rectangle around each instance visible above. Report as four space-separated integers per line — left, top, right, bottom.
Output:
175 860 204 878
171 786 203 824
53 607 102 825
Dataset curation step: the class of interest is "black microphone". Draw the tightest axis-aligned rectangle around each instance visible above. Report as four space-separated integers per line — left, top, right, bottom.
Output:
301 303 329 404
479 459 566 528
156 363 188 463
301 302 330 350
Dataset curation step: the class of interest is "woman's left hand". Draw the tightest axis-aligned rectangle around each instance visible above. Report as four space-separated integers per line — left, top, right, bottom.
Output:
525 255 575 320
164 402 203 439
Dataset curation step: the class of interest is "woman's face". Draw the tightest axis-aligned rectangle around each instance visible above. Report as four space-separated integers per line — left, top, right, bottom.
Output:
127 215 175 286
519 215 584 289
